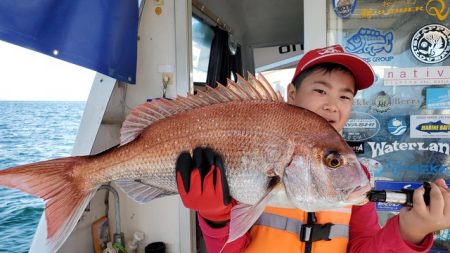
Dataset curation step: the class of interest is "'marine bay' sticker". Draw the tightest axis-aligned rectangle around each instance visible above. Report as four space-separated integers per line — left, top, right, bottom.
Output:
387 117 408 136
411 24 450 64
416 120 450 134
333 0 357 19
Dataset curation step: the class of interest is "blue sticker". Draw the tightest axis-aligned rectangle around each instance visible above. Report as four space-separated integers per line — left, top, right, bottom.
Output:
345 28 394 56
427 87 450 110
387 117 407 136
333 0 357 19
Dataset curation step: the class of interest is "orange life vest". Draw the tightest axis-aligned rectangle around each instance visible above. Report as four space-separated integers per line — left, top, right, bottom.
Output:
243 206 352 253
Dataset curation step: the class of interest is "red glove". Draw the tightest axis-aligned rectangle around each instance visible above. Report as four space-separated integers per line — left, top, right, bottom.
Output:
176 147 235 222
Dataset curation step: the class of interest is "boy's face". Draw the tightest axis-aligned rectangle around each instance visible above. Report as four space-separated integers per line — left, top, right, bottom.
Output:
287 69 356 132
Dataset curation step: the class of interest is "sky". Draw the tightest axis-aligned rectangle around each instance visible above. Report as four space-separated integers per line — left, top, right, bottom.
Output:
0 41 95 101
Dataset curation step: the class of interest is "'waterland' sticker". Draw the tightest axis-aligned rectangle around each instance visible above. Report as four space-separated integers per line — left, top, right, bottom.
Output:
411 24 450 64
367 141 449 158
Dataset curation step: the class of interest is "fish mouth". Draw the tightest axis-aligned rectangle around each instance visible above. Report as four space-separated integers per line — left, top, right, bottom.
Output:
345 183 372 205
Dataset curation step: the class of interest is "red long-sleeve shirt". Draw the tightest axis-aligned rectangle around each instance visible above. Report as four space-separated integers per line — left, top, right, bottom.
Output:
198 202 434 253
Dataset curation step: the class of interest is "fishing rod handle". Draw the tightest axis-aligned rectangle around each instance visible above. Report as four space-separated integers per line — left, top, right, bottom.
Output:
368 182 431 206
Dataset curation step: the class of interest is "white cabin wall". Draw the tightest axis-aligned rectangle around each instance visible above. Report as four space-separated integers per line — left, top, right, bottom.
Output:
303 0 327 51
126 0 177 106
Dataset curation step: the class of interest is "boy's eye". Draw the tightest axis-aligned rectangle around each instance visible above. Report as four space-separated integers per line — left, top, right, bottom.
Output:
313 89 326 95
341 95 352 100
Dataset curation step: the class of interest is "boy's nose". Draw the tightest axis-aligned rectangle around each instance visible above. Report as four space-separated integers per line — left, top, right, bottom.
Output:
323 103 337 112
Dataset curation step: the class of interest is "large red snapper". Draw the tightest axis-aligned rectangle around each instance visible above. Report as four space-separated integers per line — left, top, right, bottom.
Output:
0 74 370 252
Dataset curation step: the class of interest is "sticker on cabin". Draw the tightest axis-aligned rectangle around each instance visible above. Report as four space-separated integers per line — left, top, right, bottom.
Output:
347 141 365 154
345 28 394 57
370 91 392 113
333 0 357 18
384 66 450 86
367 141 450 158
411 24 450 64
343 112 380 141
410 115 450 138
426 0 450 22
426 87 450 109
388 162 450 177
359 0 449 22
387 117 408 136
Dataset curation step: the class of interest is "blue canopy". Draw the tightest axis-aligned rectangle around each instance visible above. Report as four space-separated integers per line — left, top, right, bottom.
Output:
0 0 138 83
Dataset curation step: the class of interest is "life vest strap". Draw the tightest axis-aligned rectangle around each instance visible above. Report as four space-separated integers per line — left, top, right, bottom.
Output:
255 212 349 242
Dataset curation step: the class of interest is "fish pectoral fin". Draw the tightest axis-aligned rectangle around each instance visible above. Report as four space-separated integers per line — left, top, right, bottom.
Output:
115 180 175 204
224 187 278 250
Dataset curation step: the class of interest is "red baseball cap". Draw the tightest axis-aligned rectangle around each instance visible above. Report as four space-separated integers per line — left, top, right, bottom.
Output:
291 44 375 91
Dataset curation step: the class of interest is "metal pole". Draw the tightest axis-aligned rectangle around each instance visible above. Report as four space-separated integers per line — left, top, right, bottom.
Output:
98 185 123 245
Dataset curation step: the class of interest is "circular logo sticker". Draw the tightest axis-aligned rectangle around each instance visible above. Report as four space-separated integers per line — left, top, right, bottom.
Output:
333 0 357 19
370 91 392 113
411 24 450 64
387 117 407 136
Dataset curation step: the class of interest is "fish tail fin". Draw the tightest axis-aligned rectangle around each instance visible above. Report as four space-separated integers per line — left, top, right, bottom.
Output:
0 157 97 252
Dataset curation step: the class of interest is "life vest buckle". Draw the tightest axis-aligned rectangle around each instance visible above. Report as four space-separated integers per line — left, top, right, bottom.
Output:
300 223 334 242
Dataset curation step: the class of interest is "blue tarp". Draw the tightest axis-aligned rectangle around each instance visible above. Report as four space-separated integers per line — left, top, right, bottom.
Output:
0 0 138 83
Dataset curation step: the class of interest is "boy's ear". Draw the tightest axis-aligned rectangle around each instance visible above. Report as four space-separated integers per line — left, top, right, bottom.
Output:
287 83 296 105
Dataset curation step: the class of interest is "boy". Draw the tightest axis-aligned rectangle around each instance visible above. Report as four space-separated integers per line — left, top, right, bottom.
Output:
175 45 450 252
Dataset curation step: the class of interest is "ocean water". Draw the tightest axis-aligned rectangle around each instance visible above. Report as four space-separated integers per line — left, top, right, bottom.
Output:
0 101 85 253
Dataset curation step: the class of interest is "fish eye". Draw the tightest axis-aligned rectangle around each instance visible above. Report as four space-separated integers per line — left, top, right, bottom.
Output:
324 152 343 169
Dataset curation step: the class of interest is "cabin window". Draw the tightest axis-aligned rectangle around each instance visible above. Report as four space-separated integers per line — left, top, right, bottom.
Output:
192 15 214 85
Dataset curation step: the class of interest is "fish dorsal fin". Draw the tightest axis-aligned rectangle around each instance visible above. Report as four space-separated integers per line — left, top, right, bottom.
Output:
120 74 283 145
